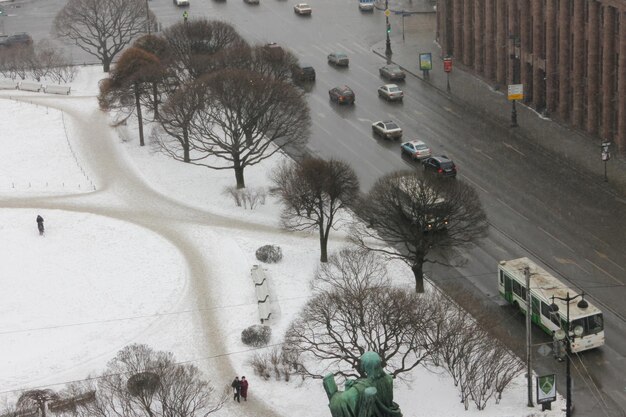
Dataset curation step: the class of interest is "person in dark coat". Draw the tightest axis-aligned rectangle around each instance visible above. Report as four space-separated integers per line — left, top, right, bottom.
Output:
36 215 44 236
231 376 241 403
240 376 249 401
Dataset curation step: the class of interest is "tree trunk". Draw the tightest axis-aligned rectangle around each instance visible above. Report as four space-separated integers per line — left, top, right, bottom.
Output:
411 262 424 293
233 152 246 188
183 127 190 162
135 83 145 146
319 228 328 263
103 55 111 73
152 82 159 119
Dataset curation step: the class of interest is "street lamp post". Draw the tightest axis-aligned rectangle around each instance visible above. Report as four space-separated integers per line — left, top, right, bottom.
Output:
145 0 151 34
384 0 392 60
550 293 588 417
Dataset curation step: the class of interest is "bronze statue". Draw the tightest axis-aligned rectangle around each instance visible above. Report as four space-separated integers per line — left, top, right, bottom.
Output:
323 352 402 417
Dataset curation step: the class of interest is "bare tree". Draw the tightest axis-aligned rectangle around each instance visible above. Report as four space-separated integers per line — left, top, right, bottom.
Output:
68 344 227 417
133 34 174 118
155 81 206 162
271 158 359 262
188 69 310 188
99 47 163 146
0 45 34 80
351 171 487 292
53 0 156 72
31 41 77 84
285 248 444 379
212 44 299 83
16 389 60 417
162 19 246 82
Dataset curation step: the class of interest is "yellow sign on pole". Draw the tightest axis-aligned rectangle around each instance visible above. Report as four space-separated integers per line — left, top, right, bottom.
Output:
508 84 523 101
384 8 391 17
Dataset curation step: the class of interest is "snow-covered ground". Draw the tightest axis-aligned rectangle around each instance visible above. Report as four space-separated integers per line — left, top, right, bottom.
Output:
0 66 565 416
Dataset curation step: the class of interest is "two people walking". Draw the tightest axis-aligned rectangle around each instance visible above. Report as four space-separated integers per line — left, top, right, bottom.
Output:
231 376 249 403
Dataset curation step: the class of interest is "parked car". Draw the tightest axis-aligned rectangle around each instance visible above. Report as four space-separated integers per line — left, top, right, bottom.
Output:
358 0 375 11
401 140 432 160
372 120 402 140
292 63 316 82
264 42 284 60
422 155 457 178
0 33 33 48
173 0 190 6
378 84 404 101
294 3 312 15
329 85 355 105
244 0 260 5
379 64 406 81
327 52 349 66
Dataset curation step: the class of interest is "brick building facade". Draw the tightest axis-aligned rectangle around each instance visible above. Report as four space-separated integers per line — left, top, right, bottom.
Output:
436 0 626 153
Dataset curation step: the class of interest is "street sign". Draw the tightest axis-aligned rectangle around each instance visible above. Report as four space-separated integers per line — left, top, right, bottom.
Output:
508 84 523 101
419 53 432 71
384 8 390 17
536 374 557 404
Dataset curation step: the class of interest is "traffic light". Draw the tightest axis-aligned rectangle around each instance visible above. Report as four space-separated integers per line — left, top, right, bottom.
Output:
386 23 391 34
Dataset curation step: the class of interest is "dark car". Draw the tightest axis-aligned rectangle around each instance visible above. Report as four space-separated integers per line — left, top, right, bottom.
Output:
379 64 406 81
292 63 316 82
0 33 33 48
329 85 355 105
422 156 457 178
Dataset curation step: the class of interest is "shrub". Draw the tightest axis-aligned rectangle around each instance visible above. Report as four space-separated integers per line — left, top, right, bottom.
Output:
255 245 283 263
241 324 271 347
223 186 267 209
248 346 298 382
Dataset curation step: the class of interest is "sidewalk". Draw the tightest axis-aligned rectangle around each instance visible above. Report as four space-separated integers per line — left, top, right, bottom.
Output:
372 12 626 198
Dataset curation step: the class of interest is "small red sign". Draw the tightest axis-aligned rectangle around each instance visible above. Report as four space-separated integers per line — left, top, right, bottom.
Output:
443 58 453 73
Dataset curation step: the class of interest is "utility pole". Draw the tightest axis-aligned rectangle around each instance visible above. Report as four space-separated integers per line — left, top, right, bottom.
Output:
524 266 534 407
384 0 392 60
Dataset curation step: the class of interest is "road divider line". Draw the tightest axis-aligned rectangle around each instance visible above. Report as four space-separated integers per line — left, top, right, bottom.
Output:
585 258 624 285
496 198 529 220
461 175 489 194
594 250 626 272
537 226 575 252
334 42 353 54
472 146 493 160
503 142 526 157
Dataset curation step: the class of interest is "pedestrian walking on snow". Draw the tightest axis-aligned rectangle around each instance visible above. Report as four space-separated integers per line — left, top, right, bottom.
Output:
36 215 44 236
231 376 241 403
240 376 249 401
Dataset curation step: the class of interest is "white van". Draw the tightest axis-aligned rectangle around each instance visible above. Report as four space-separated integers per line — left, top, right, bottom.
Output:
358 0 374 11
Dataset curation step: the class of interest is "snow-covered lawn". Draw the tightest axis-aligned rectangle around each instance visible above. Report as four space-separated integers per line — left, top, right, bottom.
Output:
0 66 565 416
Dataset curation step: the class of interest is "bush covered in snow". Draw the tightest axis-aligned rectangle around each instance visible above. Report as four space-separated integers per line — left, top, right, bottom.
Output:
255 245 283 263
241 324 272 347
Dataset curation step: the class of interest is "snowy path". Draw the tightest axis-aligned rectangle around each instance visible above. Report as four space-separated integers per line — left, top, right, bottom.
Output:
0 92 303 417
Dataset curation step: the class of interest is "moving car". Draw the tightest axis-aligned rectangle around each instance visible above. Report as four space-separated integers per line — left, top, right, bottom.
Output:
358 0 375 11
401 140 432 160
378 84 404 101
173 0 190 6
422 155 457 178
292 63 316 82
244 0 260 5
0 33 33 48
327 52 349 66
372 120 402 140
329 85 355 105
294 3 312 15
379 64 406 81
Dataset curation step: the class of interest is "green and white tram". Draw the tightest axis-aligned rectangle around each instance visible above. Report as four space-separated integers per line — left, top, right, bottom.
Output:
498 257 605 353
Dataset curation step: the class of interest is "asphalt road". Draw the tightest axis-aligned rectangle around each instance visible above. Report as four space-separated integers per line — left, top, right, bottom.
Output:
3 0 626 415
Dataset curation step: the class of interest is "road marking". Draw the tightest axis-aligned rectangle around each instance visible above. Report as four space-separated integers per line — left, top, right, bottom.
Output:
351 41 370 54
503 142 526 157
537 226 575 252
595 250 626 272
554 256 591 274
357 117 373 123
472 146 493 160
311 44 328 55
496 198 529 220
442 106 459 117
335 43 354 54
461 175 489 194
585 258 624 285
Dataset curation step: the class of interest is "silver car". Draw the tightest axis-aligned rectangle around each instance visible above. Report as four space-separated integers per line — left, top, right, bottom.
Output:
372 120 403 140
327 52 349 66
378 84 404 101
